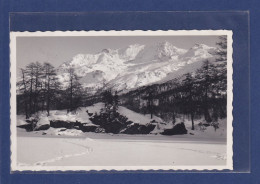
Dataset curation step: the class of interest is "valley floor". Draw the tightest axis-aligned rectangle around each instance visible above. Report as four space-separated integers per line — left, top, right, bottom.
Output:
16 129 227 168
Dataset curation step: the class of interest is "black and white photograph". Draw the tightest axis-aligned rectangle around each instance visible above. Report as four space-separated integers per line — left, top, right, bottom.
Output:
10 30 233 171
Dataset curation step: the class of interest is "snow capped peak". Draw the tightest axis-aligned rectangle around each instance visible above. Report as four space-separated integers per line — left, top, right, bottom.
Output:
100 48 119 55
157 41 181 49
119 44 145 61
157 41 172 48
181 43 217 63
191 43 214 50
60 53 100 69
73 53 85 60
57 42 217 92
156 41 187 60
126 43 144 49
157 41 182 51
101 48 110 53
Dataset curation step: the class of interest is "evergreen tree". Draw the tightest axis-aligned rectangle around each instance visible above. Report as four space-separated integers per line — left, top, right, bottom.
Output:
33 62 43 113
42 62 60 116
212 35 228 120
215 36 227 62
20 62 44 116
195 60 213 123
17 68 30 118
147 90 154 119
113 91 119 113
101 90 120 118
25 62 36 116
66 67 83 112
102 90 114 111
182 73 196 130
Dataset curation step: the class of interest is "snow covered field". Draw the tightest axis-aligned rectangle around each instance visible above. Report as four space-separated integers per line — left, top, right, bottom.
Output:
15 128 227 170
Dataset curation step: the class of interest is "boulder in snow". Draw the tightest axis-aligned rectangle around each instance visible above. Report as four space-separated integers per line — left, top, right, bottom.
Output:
17 124 34 132
34 117 50 131
121 123 156 134
102 120 125 134
161 122 187 135
80 124 98 132
95 127 106 133
50 120 78 129
17 117 38 131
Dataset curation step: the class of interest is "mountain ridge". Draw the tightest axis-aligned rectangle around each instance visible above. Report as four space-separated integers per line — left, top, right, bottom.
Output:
57 42 217 93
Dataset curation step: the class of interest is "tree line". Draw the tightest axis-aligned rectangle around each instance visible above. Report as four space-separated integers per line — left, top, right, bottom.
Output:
17 62 84 118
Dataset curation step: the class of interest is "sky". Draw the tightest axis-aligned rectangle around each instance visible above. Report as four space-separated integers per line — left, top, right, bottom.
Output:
16 35 219 71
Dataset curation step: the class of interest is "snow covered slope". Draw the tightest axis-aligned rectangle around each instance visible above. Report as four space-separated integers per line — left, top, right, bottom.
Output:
57 42 217 92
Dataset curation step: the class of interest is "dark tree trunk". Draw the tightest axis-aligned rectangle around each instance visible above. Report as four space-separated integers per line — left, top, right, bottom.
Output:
204 61 212 123
21 70 29 119
172 112 176 125
204 90 212 123
172 101 176 124
149 100 153 119
34 71 39 114
41 98 44 112
69 78 73 112
25 97 29 119
41 79 46 112
191 111 194 130
47 79 50 116
29 77 33 116
189 89 195 130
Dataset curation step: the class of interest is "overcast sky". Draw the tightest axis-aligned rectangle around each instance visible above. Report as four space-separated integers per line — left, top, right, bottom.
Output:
16 35 219 71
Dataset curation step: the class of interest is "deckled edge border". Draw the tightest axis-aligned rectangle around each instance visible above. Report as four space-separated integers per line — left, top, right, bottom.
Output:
9 30 233 172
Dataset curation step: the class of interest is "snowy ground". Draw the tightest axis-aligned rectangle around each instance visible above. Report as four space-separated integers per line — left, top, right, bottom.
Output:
16 128 227 169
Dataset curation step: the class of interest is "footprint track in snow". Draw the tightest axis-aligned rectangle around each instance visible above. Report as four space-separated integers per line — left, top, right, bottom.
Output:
178 147 226 161
34 140 93 166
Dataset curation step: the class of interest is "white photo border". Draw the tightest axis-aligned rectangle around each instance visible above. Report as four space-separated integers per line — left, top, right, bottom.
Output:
10 30 233 171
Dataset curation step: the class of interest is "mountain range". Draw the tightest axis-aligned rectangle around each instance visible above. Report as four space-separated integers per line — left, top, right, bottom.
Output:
57 41 217 93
